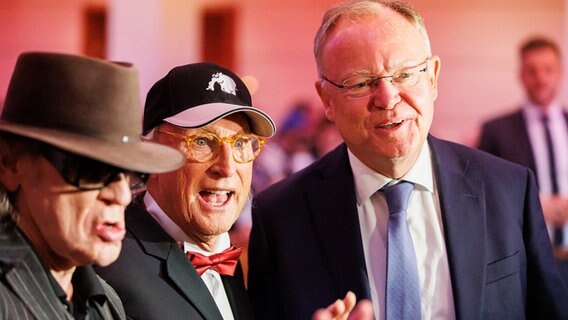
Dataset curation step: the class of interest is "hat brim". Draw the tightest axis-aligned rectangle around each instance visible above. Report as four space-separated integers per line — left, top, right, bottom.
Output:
163 103 276 138
0 122 185 174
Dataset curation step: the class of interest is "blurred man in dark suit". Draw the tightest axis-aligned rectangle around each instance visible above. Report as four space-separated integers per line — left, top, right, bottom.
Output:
478 36 568 281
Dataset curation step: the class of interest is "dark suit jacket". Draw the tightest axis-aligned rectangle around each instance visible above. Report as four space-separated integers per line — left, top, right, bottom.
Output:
95 201 254 320
248 135 568 320
0 225 125 320
477 108 568 184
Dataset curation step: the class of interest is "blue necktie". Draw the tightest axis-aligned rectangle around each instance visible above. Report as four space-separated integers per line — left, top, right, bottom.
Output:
382 181 421 320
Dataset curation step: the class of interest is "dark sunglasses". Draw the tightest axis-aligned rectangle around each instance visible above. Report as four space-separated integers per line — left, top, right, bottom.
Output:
39 145 149 191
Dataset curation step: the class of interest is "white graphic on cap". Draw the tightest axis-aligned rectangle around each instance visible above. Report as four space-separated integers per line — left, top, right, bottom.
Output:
206 72 238 95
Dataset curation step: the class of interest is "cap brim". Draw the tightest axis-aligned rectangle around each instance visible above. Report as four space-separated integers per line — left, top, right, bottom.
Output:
0 122 185 173
163 102 276 138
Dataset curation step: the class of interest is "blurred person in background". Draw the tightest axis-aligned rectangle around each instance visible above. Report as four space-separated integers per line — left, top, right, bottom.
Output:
252 102 316 193
0 52 184 319
310 115 343 159
478 36 568 281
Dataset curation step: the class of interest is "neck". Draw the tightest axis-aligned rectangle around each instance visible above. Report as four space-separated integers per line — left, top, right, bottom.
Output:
188 233 222 252
18 213 77 282
350 141 423 180
370 152 419 180
15 202 78 301
531 98 554 111
51 268 76 301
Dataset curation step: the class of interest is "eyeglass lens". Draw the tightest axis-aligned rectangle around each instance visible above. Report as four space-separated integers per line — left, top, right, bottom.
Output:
324 58 429 99
158 130 263 163
188 133 262 163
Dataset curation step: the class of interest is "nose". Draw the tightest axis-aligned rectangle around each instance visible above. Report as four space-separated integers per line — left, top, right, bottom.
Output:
208 143 237 177
371 78 401 110
98 174 132 206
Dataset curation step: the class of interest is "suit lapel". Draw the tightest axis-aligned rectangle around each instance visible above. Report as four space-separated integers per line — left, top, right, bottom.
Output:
126 203 224 320
1 228 70 320
306 145 371 300
429 136 485 320
512 110 537 176
166 250 224 320
222 263 254 320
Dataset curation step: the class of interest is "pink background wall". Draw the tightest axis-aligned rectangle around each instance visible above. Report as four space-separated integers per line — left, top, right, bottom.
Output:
1 0 566 146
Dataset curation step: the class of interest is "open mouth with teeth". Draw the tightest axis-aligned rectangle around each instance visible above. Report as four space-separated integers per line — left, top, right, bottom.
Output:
378 119 404 129
199 190 234 207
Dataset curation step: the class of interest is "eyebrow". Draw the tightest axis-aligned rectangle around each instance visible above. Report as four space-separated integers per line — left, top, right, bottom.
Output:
343 59 427 78
182 128 255 138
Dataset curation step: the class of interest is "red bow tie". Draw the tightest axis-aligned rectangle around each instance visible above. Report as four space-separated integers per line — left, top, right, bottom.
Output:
186 246 244 276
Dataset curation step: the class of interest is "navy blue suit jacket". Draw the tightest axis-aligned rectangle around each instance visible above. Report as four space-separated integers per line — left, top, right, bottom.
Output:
248 135 568 320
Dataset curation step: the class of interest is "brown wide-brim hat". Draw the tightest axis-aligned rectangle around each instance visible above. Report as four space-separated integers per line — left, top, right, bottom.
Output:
0 52 185 173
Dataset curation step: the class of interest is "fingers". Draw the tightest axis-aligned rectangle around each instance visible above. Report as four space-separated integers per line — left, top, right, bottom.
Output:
312 298 345 320
347 299 374 320
312 308 332 320
342 291 357 313
328 297 347 317
312 291 364 320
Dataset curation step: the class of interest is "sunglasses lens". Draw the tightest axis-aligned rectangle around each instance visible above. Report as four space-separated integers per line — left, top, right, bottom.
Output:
75 160 149 190
76 160 118 190
41 146 148 191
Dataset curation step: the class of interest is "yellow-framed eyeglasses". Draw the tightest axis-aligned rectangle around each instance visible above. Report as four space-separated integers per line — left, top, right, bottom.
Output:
157 130 266 163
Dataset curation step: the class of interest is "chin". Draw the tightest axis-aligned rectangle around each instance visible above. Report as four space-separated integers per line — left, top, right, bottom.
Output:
205 220 238 237
92 246 122 267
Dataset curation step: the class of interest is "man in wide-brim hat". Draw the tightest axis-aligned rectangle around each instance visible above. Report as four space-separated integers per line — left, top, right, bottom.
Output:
0 52 185 319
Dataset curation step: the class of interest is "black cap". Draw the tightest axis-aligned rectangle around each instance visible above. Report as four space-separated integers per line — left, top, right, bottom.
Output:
143 62 275 137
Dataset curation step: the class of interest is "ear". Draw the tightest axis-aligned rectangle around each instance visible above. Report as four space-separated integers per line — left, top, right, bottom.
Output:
0 139 26 192
428 55 442 101
315 80 336 122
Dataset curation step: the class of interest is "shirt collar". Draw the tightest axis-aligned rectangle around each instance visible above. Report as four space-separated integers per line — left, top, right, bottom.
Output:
47 265 107 314
349 141 434 205
523 100 563 118
143 192 231 255
71 265 107 304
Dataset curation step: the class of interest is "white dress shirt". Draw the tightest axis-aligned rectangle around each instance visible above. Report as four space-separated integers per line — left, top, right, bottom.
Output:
523 101 568 245
349 142 455 320
144 193 236 320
